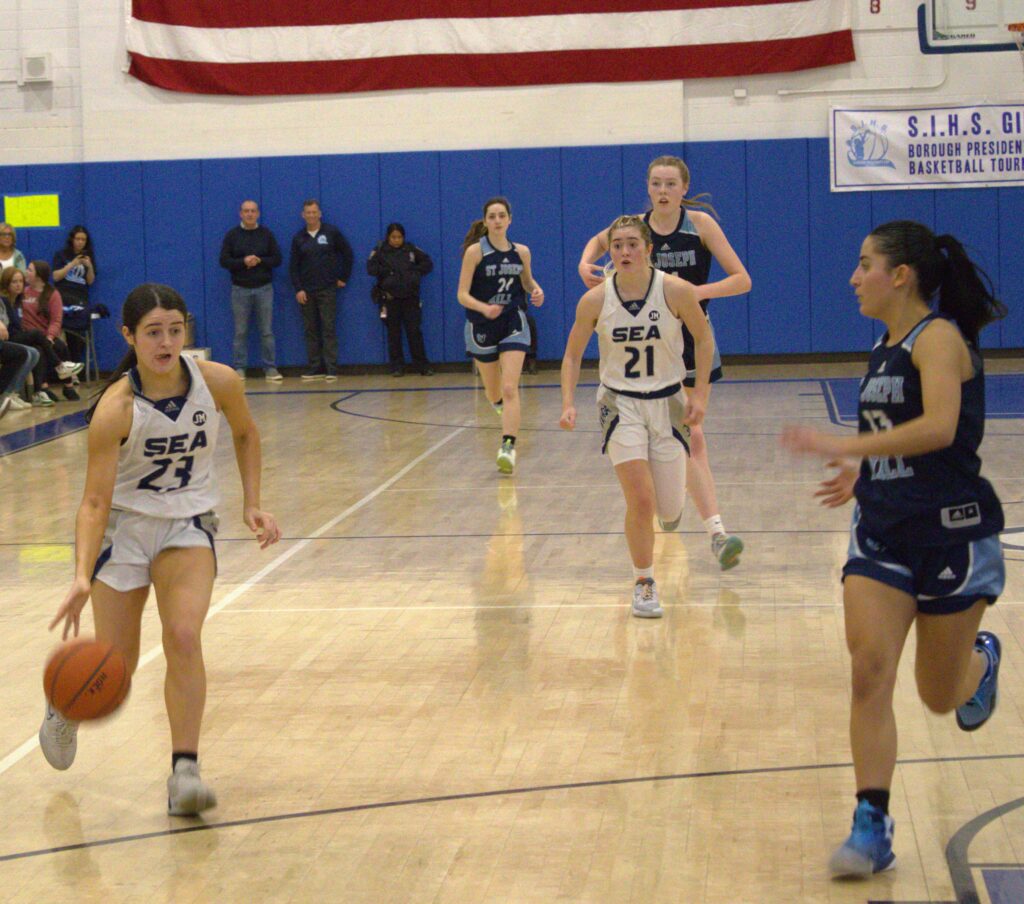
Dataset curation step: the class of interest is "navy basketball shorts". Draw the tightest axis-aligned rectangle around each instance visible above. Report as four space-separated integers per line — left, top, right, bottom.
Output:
464 307 531 362
682 315 723 388
842 507 1004 615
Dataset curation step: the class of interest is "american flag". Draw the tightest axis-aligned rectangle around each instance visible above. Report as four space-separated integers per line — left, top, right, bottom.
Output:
126 1 854 96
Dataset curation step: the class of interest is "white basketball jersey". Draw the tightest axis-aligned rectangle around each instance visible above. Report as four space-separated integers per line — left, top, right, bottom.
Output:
111 355 221 518
597 268 685 393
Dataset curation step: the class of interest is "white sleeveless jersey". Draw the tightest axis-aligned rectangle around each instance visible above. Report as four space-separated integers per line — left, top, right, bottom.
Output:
111 355 221 518
597 268 685 393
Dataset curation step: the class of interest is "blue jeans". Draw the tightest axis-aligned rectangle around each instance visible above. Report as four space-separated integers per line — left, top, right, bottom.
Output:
231 283 276 369
0 341 40 395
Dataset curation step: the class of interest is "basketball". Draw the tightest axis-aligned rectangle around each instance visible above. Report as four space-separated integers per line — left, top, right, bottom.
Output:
43 640 130 721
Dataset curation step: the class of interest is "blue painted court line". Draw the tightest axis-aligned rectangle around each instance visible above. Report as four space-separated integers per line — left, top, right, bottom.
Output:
825 374 1024 425
0 410 87 458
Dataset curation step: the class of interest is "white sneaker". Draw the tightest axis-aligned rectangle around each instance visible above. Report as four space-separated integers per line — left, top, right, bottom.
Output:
55 361 84 379
235 367 247 380
167 759 218 816
39 702 79 770
264 368 283 382
631 578 663 618
6 393 32 410
32 391 56 407
496 439 516 474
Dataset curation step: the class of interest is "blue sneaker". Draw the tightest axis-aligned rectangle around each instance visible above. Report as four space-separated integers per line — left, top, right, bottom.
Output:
829 800 895 877
956 631 1001 732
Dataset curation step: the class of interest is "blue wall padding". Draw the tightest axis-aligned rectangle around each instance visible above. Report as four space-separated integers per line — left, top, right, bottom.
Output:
1 138 1020 372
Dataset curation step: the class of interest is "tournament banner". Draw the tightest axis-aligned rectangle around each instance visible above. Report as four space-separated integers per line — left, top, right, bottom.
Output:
831 103 1024 192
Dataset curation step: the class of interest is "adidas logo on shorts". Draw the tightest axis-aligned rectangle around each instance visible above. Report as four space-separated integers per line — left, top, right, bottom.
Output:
938 566 957 580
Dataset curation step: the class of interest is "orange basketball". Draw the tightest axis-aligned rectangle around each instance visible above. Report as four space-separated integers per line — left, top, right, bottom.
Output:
43 639 130 721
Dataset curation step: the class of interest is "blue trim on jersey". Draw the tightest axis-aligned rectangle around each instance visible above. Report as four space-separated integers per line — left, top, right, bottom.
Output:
191 514 218 575
91 544 113 582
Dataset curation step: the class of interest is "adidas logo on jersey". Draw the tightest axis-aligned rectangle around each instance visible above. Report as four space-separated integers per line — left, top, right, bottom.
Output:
164 400 179 412
660 243 671 251
938 566 957 580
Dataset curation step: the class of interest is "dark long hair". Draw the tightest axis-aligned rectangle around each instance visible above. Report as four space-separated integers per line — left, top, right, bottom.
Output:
86 283 189 422
869 220 1006 345
29 260 55 309
62 225 96 268
462 197 511 252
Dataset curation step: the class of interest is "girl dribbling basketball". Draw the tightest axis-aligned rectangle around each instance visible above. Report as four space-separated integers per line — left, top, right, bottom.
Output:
41 283 280 816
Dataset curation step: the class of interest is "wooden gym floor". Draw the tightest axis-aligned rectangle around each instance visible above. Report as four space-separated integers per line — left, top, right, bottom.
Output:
0 361 1021 904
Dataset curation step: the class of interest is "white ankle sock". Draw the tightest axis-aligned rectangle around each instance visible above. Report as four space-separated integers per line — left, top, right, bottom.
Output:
703 515 725 538
632 566 654 582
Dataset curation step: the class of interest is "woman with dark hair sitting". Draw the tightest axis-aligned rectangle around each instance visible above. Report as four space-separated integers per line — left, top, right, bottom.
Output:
0 267 81 406
21 260 83 400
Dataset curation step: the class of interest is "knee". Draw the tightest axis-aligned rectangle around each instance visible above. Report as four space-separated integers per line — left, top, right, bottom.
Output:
688 424 707 458
849 649 896 703
501 379 520 401
628 492 657 523
162 621 203 661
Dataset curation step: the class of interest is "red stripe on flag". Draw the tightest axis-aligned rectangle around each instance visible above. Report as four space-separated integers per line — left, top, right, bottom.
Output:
128 31 854 96
132 0 805 29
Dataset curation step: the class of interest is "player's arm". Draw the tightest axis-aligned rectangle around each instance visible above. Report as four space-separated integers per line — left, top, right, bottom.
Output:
578 229 610 288
665 274 712 425
691 211 752 301
50 385 131 637
559 289 602 430
517 244 544 307
201 361 280 549
782 320 966 459
456 244 496 317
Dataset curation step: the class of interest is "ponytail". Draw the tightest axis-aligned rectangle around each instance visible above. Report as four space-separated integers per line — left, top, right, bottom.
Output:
85 349 136 423
461 219 488 253
869 220 1007 345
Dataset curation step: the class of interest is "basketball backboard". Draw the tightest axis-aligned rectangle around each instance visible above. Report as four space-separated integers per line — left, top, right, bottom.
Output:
918 0 1024 53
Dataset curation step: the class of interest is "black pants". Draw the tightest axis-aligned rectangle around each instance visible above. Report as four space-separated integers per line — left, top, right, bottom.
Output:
385 297 428 369
0 341 34 395
301 287 338 372
9 329 64 387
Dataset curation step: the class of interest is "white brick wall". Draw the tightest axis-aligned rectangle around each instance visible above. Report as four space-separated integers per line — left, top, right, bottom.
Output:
0 0 1021 164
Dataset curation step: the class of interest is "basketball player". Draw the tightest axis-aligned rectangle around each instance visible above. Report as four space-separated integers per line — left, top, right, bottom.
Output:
41 283 281 816
458 197 544 474
578 156 751 570
560 216 712 618
781 221 1006 878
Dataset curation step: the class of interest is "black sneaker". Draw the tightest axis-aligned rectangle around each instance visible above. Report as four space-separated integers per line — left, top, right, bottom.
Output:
62 385 81 401
43 388 60 403
525 360 538 375
301 367 325 381
419 367 435 376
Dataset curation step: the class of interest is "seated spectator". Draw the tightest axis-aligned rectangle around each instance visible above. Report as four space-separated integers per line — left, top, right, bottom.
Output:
0 267 81 406
52 225 97 362
0 336 40 416
22 260 84 400
367 223 434 376
0 223 26 273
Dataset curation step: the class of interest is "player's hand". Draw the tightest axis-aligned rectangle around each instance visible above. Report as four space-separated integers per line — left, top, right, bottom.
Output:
578 262 605 288
559 406 577 431
530 286 545 307
781 424 843 457
483 304 504 320
245 508 281 549
296 290 307 305
49 577 92 640
814 459 858 508
683 395 705 427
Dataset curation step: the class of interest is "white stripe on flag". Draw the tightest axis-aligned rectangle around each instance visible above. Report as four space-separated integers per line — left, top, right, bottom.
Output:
127 1 849 64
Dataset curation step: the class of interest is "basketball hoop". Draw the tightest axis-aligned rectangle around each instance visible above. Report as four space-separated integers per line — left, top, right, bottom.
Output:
1009 22 1024 72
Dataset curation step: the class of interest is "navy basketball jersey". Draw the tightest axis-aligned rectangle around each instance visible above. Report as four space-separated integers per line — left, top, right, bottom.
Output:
644 209 712 311
466 237 526 325
854 313 1003 546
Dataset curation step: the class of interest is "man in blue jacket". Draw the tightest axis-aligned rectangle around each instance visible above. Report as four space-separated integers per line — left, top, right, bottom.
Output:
289 199 353 381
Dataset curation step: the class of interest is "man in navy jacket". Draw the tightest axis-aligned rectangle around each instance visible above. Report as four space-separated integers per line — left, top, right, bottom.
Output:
289 199 353 380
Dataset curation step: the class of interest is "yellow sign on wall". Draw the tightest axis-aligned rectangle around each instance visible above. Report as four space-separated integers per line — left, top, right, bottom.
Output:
3 194 61 228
